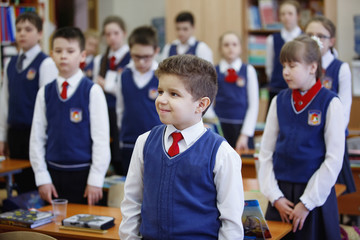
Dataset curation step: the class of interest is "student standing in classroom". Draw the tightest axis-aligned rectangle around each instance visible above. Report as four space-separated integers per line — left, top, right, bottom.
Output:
92 16 131 175
159 11 213 63
29 27 110 205
80 29 99 80
266 0 302 104
214 32 259 151
258 35 344 239
0 11 58 194
120 55 244 240
113 26 162 175
305 16 356 194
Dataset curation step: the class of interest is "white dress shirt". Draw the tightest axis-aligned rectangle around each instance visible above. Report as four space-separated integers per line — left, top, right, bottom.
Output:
92 44 130 83
322 50 352 127
29 69 111 188
119 120 244 240
265 26 302 80
218 58 259 137
160 36 213 64
115 60 158 130
0 44 58 141
258 95 345 211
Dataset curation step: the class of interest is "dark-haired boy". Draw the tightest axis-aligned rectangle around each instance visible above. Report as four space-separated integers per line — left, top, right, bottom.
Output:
159 11 213 63
112 26 162 175
30 27 110 205
120 55 244 239
0 11 58 193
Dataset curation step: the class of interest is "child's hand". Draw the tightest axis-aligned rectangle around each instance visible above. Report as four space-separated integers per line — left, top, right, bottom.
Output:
274 197 294 223
38 183 58 204
289 201 309 232
96 76 105 89
84 185 103 205
235 134 249 152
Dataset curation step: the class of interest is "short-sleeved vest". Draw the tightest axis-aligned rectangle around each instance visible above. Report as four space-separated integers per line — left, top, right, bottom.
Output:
169 41 199 56
119 68 161 143
7 52 47 127
214 64 248 124
140 125 223 239
44 77 93 171
273 88 337 183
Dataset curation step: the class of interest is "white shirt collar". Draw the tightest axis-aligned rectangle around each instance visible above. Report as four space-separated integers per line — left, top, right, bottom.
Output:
280 26 302 42
109 44 130 62
174 36 197 46
322 50 335 69
165 120 205 147
57 69 84 89
19 44 41 60
219 58 242 73
127 60 158 74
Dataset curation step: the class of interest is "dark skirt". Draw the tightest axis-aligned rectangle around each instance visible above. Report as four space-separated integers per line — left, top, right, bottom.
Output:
265 181 341 240
336 141 356 194
219 122 254 149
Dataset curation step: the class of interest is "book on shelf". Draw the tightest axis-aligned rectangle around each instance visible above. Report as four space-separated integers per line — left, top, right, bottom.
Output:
248 35 267 66
258 0 282 30
103 175 126 189
62 214 115 230
248 5 261 30
242 199 272 239
0 208 53 228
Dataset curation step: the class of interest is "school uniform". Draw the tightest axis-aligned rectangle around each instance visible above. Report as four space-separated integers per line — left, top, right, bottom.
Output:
115 60 161 175
160 36 213 63
81 55 95 79
258 82 345 240
214 58 258 148
0 44 58 193
29 69 110 204
265 27 302 102
92 45 131 174
120 120 244 240
322 50 355 194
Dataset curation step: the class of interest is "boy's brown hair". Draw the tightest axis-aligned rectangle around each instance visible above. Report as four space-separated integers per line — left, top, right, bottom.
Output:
128 26 158 49
280 35 322 79
155 55 217 114
51 27 85 51
16 11 43 32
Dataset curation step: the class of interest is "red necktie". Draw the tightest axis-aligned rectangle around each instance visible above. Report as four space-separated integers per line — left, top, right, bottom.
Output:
109 56 116 70
79 61 86 70
225 68 238 83
168 132 183 157
61 81 69 100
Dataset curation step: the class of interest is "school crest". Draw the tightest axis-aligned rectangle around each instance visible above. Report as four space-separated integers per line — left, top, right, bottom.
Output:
308 110 321 126
70 108 82 123
148 88 158 100
26 68 37 80
236 76 245 87
322 76 333 89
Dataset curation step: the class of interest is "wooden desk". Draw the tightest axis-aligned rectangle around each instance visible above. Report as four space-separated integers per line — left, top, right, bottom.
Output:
0 204 121 240
337 166 360 216
0 158 31 197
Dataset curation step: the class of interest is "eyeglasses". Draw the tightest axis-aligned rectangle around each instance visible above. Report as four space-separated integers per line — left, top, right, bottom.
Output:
131 54 154 62
306 33 331 40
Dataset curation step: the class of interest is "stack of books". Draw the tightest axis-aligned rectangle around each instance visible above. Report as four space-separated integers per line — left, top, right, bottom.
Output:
248 35 267 66
60 214 115 234
0 208 53 228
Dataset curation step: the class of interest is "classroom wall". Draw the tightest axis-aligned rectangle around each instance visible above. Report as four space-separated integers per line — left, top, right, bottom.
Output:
97 0 165 52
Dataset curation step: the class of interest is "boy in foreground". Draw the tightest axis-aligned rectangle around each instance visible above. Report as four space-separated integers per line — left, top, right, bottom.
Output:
119 55 244 239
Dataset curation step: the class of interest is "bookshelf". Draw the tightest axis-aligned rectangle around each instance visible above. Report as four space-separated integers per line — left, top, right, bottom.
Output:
242 0 336 87
0 0 38 78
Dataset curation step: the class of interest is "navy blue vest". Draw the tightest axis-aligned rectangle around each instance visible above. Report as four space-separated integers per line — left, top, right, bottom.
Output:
119 68 161 143
273 88 337 183
7 52 47 127
169 41 199 56
214 65 248 124
140 125 223 239
101 52 131 108
83 58 94 80
270 33 287 92
322 58 342 93
44 77 93 171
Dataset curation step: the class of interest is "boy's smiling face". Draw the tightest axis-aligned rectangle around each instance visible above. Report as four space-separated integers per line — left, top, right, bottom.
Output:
156 74 205 130
16 20 42 52
51 37 86 79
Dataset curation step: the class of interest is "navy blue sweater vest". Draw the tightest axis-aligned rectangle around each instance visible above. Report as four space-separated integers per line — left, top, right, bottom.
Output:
214 64 248 123
140 125 224 240
273 88 337 183
270 33 287 92
44 77 93 171
169 41 199 56
119 68 161 143
7 52 47 127
322 58 342 93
